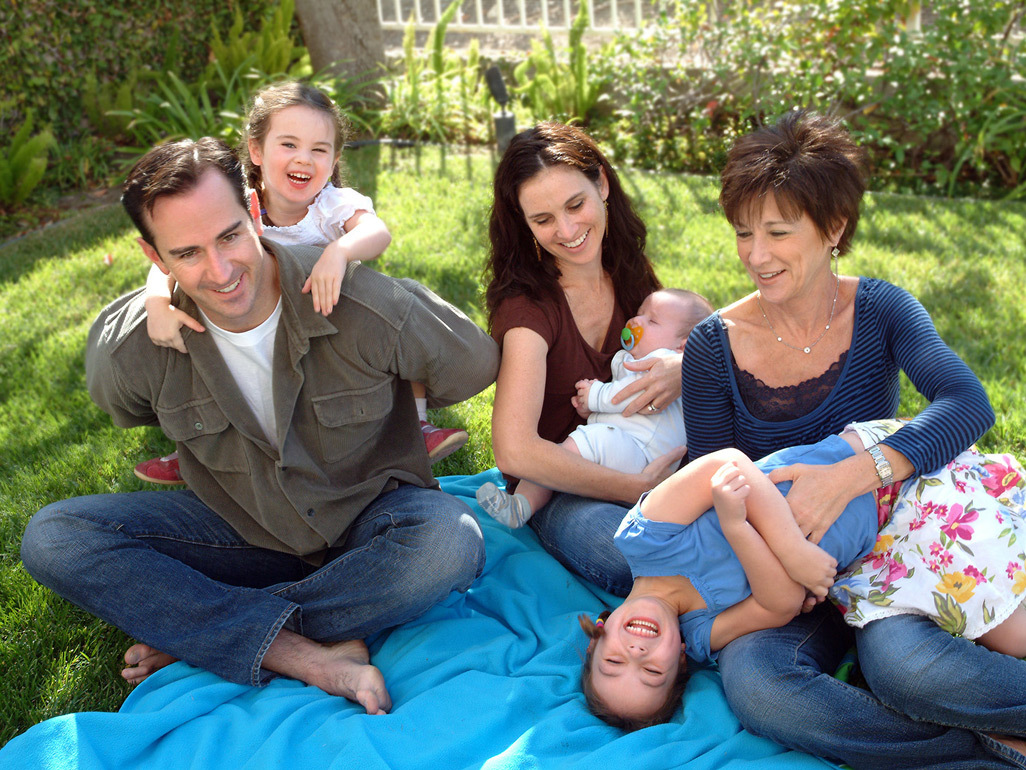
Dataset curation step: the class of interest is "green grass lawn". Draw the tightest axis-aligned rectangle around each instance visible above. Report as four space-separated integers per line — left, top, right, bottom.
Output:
2 144 1025 746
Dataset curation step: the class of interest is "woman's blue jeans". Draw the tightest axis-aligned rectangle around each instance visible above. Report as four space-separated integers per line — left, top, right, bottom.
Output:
717 604 1026 770
529 492 634 597
20 484 485 687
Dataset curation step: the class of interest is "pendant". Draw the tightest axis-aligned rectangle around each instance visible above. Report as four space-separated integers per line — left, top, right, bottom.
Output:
803 347 811 354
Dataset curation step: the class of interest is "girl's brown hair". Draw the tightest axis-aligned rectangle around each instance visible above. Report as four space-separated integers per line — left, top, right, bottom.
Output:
577 612 690 731
240 80 351 194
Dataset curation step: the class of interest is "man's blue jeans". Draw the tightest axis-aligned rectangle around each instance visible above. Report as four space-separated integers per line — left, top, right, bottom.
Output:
21 484 485 687
718 604 1026 770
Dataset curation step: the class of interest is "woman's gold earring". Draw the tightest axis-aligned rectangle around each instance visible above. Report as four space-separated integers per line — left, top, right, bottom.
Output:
534 238 543 262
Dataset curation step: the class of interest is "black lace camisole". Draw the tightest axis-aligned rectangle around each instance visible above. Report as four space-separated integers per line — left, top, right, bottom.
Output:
733 350 848 422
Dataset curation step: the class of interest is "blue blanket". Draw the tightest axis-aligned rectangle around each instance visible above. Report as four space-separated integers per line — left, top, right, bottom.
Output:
2 472 838 769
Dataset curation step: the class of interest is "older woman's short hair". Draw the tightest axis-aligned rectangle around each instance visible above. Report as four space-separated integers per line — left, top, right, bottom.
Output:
719 111 867 255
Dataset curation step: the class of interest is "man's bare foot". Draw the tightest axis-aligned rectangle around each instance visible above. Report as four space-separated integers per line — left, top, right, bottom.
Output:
776 537 838 598
262 631 391 714
316 639 391 715
122 643 178 684
991 733 1026 757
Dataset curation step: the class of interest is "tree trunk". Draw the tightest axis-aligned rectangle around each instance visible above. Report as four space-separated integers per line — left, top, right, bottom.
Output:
294 0 385 81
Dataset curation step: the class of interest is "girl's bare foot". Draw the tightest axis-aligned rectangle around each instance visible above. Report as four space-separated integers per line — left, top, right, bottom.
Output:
777 538 838 598
122 643 179 684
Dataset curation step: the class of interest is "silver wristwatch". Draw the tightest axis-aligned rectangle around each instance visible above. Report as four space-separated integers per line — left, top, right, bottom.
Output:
867 444 893 488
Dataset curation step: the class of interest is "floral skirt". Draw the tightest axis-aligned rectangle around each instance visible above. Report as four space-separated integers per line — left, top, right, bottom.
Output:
831 420 1026 639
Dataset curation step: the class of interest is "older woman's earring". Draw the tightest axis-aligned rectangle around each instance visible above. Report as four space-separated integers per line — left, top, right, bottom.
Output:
831 246 840 258
534 238 543 262
604 199 610 239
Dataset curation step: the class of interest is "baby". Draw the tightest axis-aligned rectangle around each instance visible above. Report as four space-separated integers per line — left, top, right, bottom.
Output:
477 289 713 528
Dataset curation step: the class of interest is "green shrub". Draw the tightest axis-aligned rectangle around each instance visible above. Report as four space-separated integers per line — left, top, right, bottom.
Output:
118 62 266 150
380 1 493 143
0 108 56 208
206 0 308 83
512 0 606 124
82 68 157 142
593 0 1026 199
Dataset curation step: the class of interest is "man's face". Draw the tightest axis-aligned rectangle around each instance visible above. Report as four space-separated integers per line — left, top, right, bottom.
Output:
139 169 279 333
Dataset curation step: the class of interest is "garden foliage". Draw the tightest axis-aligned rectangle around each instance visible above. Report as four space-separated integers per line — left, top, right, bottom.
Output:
593 0 1026 198
2 0 1024 207
0 109 56 209
1 0 278 190
379 0 493 143
512 1 604 124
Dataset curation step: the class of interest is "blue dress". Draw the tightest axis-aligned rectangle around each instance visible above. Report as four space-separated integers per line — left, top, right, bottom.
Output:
615 434 878 664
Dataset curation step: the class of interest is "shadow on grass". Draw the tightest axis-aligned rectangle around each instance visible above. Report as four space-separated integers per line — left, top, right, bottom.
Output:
0 205 134 288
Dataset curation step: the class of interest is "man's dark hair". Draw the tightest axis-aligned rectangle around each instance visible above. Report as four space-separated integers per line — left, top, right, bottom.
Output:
122 137 247 248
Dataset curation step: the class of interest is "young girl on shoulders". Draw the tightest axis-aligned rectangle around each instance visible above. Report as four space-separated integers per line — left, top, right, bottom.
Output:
134 81 468 484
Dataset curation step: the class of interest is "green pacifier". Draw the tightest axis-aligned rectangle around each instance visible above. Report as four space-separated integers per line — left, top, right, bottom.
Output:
621 323 643 352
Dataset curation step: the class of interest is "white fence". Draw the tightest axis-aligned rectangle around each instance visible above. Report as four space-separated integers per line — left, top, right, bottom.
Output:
375 0 652 36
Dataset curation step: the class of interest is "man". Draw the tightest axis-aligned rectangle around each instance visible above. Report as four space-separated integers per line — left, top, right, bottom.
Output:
21 138 498 714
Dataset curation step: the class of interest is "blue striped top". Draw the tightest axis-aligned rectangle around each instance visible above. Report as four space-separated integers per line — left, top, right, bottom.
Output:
681 277 994 472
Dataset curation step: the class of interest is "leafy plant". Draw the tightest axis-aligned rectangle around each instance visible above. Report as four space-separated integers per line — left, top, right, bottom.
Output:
118 61 268 150
512 0 605 124
949 94 1026 200
0 108 56 208
82 68 156 141
379 2 493 143
206 0 309 81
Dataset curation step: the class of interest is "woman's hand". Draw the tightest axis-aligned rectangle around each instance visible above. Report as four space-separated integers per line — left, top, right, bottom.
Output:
638 445 688 493
768 461 862 544
613 350 683 417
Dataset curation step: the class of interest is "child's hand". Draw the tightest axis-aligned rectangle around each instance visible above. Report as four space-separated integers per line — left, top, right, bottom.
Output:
572 379 596 418
302 241 348 316
711 461 751 526
145 296 205 354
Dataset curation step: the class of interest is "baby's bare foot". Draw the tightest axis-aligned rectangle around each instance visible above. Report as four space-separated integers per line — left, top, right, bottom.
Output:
122 643 178 684
778 539 837 598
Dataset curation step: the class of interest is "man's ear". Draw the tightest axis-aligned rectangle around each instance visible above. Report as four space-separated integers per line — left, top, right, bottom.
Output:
137 237 170 275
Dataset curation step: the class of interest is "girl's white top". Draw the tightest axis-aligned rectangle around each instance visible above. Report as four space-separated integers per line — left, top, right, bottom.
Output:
263 182 375 247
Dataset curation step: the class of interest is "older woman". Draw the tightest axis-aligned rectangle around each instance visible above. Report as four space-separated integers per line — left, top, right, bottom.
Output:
683 111 1024 768
484 122 685 594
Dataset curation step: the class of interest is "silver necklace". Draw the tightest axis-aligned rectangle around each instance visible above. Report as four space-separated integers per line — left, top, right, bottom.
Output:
757 272 839 354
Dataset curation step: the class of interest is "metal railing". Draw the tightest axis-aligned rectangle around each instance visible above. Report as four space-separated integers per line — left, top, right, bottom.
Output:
376 0 649 36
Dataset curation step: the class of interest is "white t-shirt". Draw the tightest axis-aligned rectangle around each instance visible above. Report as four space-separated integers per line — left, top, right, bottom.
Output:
199 299 283 446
